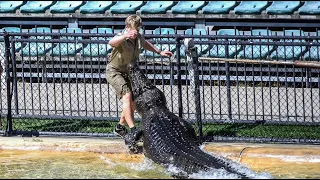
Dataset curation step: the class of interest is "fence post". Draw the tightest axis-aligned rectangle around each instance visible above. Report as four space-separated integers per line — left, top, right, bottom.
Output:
3 32 12 136
175 37 183 118
185 38 202 137
224 38 232 120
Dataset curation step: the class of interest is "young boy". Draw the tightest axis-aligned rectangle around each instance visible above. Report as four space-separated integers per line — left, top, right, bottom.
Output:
106 15 173 145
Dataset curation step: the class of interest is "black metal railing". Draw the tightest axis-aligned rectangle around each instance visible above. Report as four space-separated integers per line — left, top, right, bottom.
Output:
0 29 319 144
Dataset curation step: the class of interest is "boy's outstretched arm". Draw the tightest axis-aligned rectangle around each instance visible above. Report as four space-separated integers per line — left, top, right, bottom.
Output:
143 40 173 58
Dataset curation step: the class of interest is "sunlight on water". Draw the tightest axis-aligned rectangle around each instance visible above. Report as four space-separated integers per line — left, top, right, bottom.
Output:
0 149 319 179
0 150 120 179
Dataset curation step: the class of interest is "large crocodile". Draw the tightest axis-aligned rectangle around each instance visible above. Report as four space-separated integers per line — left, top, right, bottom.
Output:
126 61 270 179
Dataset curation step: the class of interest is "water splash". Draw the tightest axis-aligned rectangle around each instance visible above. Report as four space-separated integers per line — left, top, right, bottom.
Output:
158 146 274 179
188 167 273 179
188 168 242 179
126 157 159 171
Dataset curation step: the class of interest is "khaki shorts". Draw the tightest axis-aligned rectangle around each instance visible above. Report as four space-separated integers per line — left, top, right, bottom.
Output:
105 66 132 100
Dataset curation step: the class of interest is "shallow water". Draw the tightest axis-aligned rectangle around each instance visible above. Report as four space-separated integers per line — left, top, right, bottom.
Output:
0 150 171 179
0 149 319 179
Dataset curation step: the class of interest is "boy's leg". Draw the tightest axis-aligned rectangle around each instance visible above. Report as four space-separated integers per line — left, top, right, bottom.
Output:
119 110 126 126
106 69 133 137
119 98 136 126
121 92 135 128
114 92 135 137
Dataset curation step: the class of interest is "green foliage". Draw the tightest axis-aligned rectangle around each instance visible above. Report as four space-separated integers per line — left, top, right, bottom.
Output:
2 118 320 140
203 123 320 139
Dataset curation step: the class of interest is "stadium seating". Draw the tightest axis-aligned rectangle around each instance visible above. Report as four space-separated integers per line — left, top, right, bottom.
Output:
0 27 24 52
171 1 206 14
234 1 269 14
205 29 242 58
270 30 307 61
81 28 113 57
109 1 144 14
0 1 24 13
144 27 176 58
298 1 320 15
202 1 237 14
266 1 301 15
0 1 318 17
304 30 320 61
237 29 276 59
49 1 84 13
50 28 84 56
140 1 175 14
20 27 55 56
19 1 54 13
79 1 114 14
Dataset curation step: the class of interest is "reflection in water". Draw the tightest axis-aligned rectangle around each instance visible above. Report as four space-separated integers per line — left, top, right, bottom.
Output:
0 149 319 179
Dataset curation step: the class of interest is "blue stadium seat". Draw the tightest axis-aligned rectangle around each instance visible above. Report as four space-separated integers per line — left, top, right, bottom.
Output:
0 27 24 52
50 28 84 56
79 1 114 14
140 1 174 14
0 1 24 13
171 1 206 14
20 1 54 13
234 1 269 15
266 1 301 15
202 1 237 14
205 29 242 58
144 28 176 58
0 27 21 33
304 30 320 61
270 30 307 61
50 1 84 13
237 29 276 59
109 1 144 14
298 1 320 15
81 28 113 57
21 27 55 56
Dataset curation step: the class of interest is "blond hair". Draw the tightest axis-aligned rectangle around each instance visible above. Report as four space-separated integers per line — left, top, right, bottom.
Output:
125 15 142 30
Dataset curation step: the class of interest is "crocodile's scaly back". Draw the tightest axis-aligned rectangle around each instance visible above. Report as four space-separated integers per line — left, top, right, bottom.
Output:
127 62 271 179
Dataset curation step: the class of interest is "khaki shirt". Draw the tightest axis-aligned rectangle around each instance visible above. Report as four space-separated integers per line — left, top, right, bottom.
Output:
108 31 146 73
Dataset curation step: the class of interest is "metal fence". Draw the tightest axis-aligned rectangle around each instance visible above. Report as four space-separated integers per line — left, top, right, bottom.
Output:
0 29 319 144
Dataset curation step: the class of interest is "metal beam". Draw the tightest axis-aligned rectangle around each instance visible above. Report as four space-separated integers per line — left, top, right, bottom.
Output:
206 21 320 28
78 21 195 26
0 20 68 25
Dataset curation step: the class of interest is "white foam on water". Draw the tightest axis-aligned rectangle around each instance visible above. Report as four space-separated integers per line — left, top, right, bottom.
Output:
164 164 189 177
163 162 273 179
188 167 273 179
188 168 241 179
126 157 159 171
188 146 274 179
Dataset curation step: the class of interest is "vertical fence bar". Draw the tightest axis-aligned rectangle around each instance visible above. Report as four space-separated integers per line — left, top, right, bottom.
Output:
3 32 12 136
176 37 183 118
185 39 202 137
10 39 18 115
224 38 232 120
